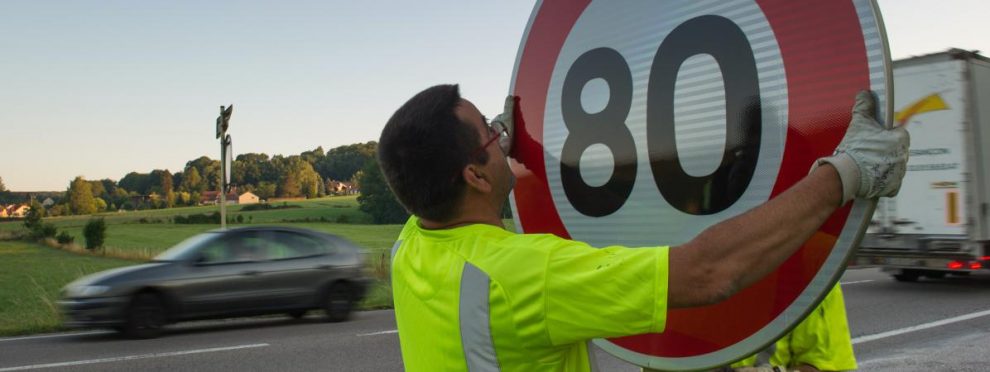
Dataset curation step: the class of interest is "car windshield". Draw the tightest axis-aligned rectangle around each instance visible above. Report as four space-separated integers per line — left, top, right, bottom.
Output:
154 232 223 261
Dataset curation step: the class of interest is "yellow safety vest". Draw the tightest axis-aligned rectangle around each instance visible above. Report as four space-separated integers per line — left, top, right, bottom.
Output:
392 217 670 371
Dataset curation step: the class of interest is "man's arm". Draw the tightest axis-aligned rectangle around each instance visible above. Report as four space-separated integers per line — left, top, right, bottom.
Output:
667 91 909 308
668 165 842 307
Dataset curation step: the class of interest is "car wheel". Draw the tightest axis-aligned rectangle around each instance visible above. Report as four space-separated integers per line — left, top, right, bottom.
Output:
287 310 307 319
893 269 921 282
324 283 353 322
123 293 167 339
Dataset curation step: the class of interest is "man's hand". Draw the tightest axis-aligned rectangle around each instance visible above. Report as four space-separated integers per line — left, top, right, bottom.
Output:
812 90 910 205
491 95 516 154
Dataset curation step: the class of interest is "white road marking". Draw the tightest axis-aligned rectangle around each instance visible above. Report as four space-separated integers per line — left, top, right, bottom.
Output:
0 331 110 343
840 280 875 285
0 343 269 371
357 329 398 336
852 308 990 344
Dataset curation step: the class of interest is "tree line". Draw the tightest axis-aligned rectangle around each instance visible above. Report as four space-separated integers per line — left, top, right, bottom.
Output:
34 142 381 216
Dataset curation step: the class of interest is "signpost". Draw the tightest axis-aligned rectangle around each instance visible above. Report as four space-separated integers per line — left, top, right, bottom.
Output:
508 0 891 369
216 105 233 229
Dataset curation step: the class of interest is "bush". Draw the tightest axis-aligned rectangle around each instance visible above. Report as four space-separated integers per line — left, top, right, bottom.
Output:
29 223 58 241
56 231 74 244
40 224 57 239
236 214 244 223
240 203 301 212
335 214 350 224
83 218 106 250
174 212 221 224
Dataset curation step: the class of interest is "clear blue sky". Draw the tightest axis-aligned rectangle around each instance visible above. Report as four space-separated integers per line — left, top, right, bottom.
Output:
2 0 987 191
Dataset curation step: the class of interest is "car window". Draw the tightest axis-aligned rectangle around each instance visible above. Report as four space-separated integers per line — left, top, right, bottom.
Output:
265 231 332 260
198 232 267 263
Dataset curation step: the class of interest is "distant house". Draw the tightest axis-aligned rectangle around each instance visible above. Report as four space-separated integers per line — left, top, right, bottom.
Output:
200 191 239 205
7 204 30 218
0 207 8 218
327 180 358 195
237 191 260 205
41 198 55 207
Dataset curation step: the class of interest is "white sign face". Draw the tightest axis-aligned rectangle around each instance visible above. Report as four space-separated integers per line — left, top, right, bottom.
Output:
224 135 233 188
507 0 891 369
542 0 788 248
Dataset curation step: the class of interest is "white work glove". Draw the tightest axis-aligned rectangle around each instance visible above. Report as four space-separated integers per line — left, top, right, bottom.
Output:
811 90 910 206
490 95 516 154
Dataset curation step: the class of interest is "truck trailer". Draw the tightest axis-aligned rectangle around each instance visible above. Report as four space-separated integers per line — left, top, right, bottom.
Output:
855 48 990 281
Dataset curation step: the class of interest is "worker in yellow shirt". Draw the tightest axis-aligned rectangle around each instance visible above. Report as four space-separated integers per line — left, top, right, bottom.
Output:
728 285 857 372
377 85 907 371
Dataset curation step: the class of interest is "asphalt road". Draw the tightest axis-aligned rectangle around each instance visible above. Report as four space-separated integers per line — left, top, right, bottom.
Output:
2 267 989 371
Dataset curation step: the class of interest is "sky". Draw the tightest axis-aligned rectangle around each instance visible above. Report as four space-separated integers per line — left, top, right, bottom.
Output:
2 0 987 191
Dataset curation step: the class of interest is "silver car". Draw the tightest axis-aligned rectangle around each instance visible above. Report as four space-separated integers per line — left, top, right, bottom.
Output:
59 226 372 338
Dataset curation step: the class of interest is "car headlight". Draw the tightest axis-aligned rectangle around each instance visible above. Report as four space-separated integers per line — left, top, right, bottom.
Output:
66 285 110 298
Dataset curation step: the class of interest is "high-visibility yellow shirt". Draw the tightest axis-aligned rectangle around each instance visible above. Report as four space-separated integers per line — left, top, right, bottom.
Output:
730 285 857 371
391 216 670 372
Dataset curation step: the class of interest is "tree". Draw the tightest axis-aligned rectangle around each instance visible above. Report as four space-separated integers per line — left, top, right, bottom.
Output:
356 157 409 224
69 176 97 215
23 199 44 231
119 172 152 195
180 167 204 193
255 182 277 200
186 156 221 191
279 173 301 197
0 176 6 192
83 218 106 251
94 197 108 212
317 142 377 183
300 146 325 168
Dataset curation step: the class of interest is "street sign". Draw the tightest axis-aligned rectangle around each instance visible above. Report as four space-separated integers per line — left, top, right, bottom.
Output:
224 135 233 192
507 0 891 369
216 105 233 139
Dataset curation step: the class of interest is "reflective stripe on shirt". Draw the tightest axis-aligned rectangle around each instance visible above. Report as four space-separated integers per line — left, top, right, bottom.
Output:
460 262 500 371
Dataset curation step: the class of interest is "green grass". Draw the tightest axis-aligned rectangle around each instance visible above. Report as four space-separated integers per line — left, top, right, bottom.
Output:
0 241 135 336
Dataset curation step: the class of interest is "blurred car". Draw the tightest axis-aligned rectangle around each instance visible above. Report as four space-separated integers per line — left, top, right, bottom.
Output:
59 226 372 338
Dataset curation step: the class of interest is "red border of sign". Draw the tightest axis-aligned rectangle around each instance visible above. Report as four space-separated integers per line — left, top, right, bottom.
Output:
510 0 870 358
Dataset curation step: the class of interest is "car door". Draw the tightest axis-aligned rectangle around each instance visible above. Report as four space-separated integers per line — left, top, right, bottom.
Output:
250 230 339 310
172 231 270 317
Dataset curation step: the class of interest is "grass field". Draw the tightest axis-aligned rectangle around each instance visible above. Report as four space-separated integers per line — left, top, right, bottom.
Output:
0 241 136 336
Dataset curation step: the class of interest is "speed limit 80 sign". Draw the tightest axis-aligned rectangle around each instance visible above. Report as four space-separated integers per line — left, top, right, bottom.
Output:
508 0 890 370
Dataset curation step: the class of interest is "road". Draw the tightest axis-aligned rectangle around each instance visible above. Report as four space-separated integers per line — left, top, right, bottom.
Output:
2 268 989 371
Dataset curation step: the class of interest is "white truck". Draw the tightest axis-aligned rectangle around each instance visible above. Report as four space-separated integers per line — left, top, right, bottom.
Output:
855 48 990 282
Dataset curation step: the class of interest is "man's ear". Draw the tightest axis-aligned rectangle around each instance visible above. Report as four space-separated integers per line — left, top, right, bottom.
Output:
461 164 492 193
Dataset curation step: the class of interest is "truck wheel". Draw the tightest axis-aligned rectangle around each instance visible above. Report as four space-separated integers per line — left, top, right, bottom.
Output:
323 283 354 322
123 293 167 339
893 269 921 282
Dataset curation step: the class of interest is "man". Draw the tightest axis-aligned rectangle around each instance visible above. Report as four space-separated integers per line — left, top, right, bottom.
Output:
729 285 857 372
378 84 907 371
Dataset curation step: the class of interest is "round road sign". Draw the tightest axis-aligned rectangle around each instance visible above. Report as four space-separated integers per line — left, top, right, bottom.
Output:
507 0 891 369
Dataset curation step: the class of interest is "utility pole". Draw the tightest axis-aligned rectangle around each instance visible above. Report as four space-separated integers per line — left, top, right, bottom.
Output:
216 105 233 229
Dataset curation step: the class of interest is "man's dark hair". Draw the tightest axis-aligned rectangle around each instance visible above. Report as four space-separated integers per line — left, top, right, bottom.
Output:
378 84 488 222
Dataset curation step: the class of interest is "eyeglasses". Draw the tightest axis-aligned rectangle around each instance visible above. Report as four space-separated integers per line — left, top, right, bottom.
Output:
470 117 510 158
